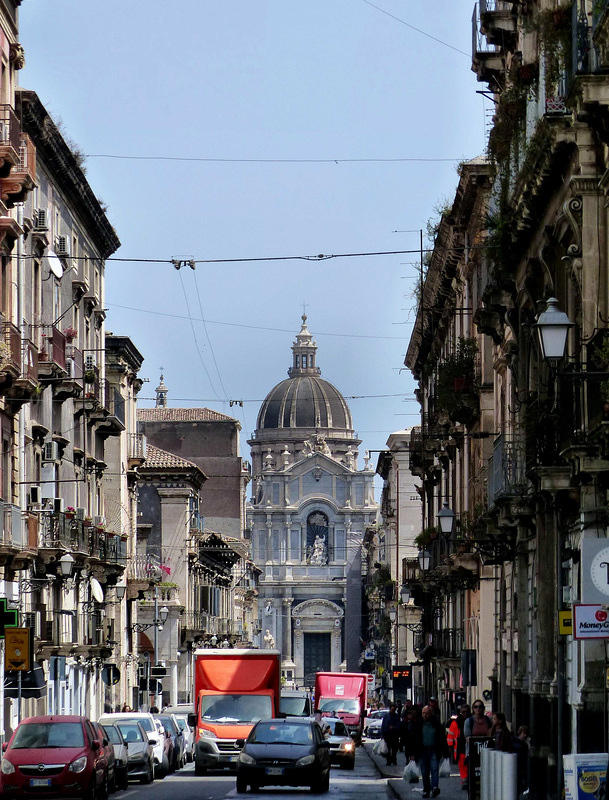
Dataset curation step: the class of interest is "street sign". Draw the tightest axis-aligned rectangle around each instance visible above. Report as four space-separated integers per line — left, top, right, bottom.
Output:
0 599 18 638
559 610 572 635
5 628 31 671
101 665 121 686
367 674 374 683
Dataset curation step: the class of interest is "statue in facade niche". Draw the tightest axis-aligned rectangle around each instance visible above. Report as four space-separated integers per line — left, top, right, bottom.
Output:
264 629 275 648
302 438 313 457
313 433 331 455
308 534 327 565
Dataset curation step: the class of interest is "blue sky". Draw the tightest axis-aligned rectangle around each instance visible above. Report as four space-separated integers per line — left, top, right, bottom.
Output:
19 1 487 472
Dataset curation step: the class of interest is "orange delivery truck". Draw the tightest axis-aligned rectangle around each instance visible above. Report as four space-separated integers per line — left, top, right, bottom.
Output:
314 672 368 743
192 648 281 775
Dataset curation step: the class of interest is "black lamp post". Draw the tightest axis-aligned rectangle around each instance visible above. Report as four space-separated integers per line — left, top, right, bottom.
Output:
534 296 573 363
437 504 455 537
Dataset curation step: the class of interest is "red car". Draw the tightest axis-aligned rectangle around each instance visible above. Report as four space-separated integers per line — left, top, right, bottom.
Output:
1 715 110 800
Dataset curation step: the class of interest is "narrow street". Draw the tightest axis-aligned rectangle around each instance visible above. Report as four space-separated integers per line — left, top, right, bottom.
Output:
116 745 389 800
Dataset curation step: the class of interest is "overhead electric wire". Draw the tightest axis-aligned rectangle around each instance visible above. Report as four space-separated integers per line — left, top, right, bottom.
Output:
360 0 471 57
191 269 230 401
84 153 461 164
107 304 410 340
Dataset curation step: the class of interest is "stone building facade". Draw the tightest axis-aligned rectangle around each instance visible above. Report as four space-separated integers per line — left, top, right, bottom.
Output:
247 317 377 687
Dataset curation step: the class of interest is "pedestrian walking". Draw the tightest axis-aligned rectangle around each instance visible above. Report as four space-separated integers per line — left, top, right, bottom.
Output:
447 703 471 790
411 704 449 798
512 725 529 795
380 703 402 766
490 712 512 752
463 699 491 738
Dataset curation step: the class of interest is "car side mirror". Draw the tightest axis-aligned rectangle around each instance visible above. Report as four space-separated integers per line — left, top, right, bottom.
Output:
235 739 245 749
2 742 8 752
149 738 158 746
187 713 196 727
319 740 330 748
102 738 109 747
91 740 100 751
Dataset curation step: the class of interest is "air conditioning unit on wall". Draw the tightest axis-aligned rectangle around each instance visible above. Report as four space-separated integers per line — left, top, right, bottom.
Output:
34 208 48 230
43 441 59 462
55 236 70 257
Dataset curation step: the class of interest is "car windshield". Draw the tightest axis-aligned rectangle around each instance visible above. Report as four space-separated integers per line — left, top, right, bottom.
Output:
12 722 84 749
157 717 176 733
200 694 272 724
121 716 153 733
175 719 188 733
327 720 348 736
318 698 360 714
102 726 122 745
279 697 310 716
251 723 313 745
116 724 144 743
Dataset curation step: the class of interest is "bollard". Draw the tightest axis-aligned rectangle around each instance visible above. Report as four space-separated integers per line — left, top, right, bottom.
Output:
480 747 491 800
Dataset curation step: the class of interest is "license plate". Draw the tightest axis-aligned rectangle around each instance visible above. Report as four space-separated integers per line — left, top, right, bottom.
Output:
265 767 284 776
229 756 238 763
30 779 52 787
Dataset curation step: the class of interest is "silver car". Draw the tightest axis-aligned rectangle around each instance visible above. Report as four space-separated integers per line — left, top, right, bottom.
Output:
112 720 155 784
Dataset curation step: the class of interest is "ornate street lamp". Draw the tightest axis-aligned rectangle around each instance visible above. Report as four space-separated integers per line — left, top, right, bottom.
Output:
534 297 573 363
418 550 431 572
437 504 455 537
58 552 75 577
400 584 411 605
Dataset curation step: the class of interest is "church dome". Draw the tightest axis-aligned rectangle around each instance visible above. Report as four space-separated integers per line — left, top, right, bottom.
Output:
256 316 353 432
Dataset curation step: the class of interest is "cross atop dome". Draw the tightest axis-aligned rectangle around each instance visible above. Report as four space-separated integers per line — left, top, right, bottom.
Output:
288 314 321 377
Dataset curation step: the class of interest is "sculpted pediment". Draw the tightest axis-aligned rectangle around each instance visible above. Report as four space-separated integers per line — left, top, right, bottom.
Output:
292 599 343 619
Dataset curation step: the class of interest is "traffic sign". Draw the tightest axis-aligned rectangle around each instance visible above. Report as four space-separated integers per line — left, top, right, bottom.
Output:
0 599 18 638
5 628 32 671
101 665 121 686
367 673 374 683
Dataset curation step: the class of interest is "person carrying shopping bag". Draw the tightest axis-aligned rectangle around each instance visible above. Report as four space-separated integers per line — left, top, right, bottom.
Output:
412 705 449 798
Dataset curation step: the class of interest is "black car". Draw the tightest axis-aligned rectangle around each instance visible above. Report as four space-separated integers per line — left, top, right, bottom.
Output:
236 718 330 794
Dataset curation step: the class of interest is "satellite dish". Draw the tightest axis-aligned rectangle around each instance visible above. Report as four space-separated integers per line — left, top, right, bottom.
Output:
45 252 64 279
90 577 104 604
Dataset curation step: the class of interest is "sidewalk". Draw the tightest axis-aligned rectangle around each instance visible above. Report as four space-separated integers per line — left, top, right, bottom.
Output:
364 742 466 800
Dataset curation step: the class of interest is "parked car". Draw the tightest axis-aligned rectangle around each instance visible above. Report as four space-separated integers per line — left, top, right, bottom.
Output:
90 722 116 792
99 724 129 791
235 718 330 794
321 717 355 770
153 719 173 774
173 716 194 763
99 713 167 778
0 715 111 800
363 709 389 740
109 721 154 785
153 714 185 770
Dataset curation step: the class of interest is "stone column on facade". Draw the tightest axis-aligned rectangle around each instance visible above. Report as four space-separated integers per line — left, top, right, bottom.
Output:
282 598 294 661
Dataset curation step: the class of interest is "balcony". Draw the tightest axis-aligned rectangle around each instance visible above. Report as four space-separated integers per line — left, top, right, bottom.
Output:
0 105 22 177
479 0 517 49
38 326 67 378
0 133 36 207
96 385 126 437
488 435 527 505
128 432 147 469
431 627 463 659
54 344 83 401
0 503 35 568
471 3 505 87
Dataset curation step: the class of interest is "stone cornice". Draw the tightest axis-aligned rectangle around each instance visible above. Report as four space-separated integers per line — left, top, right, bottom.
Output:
17 89 120 258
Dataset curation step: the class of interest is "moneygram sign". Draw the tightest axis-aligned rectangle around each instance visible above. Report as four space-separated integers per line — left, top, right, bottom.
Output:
573 605 609 639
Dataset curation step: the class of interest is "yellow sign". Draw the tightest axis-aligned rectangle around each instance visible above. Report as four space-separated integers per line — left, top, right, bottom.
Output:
559 611 573 636
5 628 31 671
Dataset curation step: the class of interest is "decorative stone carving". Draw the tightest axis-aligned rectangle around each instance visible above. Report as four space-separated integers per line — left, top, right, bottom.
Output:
263 629 275 648
308 534 327 565
9 43 25 70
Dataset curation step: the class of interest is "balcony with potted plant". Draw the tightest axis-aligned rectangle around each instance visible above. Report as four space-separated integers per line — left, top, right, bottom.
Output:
435 337 480 426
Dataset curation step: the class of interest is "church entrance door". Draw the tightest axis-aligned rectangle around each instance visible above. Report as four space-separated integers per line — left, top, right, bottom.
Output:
303 632 331 687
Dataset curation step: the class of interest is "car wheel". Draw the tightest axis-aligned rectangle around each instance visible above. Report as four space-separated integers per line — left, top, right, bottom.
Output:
119 770 129 791
236 775 248 793
97 773 109 800
250 785 260 794
141 760 154 785
109 769 116 794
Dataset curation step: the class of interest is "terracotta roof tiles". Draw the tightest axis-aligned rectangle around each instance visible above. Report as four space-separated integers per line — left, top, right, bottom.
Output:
138 407 238 423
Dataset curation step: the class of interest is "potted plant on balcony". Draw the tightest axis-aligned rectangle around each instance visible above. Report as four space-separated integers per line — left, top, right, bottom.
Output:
436 337 480 425
65 506 76 519
62 326 77 342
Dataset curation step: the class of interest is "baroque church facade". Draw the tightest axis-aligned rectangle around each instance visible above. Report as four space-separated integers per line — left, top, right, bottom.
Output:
247 317 377 687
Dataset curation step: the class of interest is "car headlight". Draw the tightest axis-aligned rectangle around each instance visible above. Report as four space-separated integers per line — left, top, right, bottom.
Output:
238 752 256 766
198 729 217 740
296 755 315 767
69 756 88 774
341 742 354 752
1 758 15 775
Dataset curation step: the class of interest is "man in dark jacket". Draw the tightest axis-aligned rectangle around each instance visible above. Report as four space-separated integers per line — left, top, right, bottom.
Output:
380 703 402 766
411 705 449 798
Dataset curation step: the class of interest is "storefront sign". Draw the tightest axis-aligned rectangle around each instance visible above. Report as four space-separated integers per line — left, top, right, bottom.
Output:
564 753 608 799
573 605 609 639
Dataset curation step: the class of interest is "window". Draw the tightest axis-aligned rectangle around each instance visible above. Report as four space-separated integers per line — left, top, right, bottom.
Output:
302 355 308 368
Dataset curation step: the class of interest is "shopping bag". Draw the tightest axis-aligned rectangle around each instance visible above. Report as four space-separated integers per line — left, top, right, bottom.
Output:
439 757 451 778
372 738 383 754
378 739 389 756
403 760 421 783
